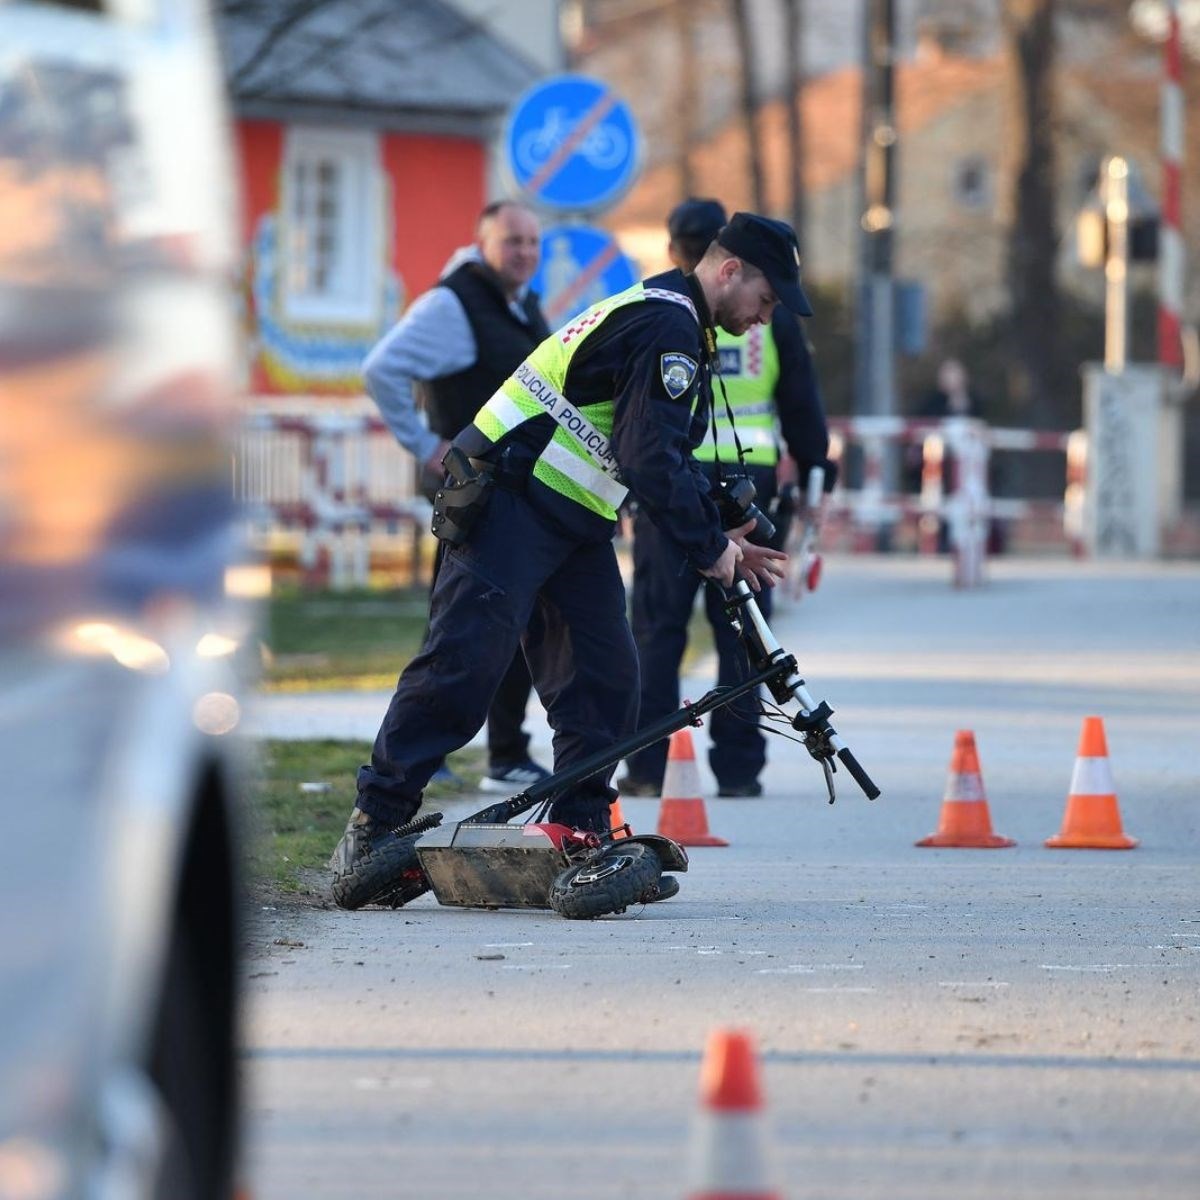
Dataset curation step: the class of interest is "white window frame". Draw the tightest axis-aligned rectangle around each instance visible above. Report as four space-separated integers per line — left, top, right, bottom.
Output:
280 125 381 326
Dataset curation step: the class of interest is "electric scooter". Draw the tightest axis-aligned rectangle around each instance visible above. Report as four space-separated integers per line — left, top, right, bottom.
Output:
335 579 880 919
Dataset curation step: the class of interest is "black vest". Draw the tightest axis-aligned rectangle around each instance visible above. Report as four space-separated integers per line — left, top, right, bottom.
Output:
424 262 550 439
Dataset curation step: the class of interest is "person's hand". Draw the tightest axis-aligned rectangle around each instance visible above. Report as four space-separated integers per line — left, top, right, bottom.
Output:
724 518 789 592
424 439 453 475
738 541 789 591
699 537 743 588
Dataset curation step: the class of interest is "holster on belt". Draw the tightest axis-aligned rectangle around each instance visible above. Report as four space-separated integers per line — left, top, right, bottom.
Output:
430 446 494 545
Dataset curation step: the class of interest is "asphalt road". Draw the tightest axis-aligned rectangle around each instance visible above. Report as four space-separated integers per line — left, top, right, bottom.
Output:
242 555 1200 1199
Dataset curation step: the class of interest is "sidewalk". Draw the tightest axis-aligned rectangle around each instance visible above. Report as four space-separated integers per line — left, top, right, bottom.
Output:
240 579 819 789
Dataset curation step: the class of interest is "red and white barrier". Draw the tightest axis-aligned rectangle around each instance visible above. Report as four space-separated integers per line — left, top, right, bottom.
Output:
1160 0 1186 372
236 403 1086 590
235 401 428 589
826 415 1083 585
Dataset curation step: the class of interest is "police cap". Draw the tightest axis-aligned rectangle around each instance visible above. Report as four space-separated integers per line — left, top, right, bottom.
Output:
668 197 727 243
717 211 813 317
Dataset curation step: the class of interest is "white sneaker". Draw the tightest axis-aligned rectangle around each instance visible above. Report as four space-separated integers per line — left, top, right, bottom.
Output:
478 760 552 793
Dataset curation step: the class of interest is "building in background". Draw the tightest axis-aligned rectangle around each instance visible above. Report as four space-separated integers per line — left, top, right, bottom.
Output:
601 30 1200 330
218 0 551 398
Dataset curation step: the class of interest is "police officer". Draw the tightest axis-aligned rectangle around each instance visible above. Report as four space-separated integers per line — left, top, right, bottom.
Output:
362 200 551 792
620 199 834 798
331 212 808 908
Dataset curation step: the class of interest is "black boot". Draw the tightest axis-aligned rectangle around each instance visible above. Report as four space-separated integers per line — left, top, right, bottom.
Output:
329 808 429 911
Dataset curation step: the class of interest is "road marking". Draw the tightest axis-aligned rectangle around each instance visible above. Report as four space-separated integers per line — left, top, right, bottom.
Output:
756 963 865 975
483 942 534 948
352 1076 433 1090
501 963 571 971
799 986 877 993
248 1046 1200 1073
1040 964 1131 972
939 981 1011 988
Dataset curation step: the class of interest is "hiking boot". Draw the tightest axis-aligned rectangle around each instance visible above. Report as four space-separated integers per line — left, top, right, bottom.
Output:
478 758 552 793
615 774 660 798
330 808 427 910
717 779 763 798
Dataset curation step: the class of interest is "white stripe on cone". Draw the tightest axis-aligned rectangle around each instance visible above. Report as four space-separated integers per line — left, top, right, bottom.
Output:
1069 755 1115 797
687 1111 779 1197
664 753 704 801
944 771 985 803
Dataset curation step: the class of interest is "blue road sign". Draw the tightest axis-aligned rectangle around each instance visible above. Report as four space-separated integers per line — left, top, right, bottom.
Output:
531 225 638 328
504 74 640 213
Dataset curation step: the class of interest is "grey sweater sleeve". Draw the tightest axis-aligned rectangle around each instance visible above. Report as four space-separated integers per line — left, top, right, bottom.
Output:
361 288 477 462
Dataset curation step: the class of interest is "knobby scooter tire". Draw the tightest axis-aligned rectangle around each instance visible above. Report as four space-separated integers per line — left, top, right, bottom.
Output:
331 831 431 911
548 843 664 919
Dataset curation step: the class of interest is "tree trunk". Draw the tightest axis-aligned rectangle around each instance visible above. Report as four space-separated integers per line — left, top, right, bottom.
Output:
782 0 807 252
674 0 699 199
1003 0 1062 428
730 0 765 212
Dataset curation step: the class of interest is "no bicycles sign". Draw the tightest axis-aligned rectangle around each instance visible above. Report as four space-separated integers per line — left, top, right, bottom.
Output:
503 74 641 213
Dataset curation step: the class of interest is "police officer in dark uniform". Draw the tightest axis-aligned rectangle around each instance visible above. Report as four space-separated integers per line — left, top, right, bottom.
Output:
331 213 811 908
620 199 835 798
362 200 552 792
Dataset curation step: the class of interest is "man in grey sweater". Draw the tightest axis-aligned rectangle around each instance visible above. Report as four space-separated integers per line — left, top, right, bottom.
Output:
362 201 551 792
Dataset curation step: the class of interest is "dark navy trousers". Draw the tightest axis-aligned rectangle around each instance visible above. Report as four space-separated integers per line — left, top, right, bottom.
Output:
625 463 777 789
430 543 534 770
357 487 639 832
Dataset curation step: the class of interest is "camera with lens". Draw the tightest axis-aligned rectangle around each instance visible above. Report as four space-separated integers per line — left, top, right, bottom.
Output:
713 475 776 546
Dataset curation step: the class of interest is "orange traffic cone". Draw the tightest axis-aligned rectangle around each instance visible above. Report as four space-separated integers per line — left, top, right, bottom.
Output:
1045 716 1137 849
657 729 728 847
916 730 1014 848
610 794 631 840
686 1028 782 1200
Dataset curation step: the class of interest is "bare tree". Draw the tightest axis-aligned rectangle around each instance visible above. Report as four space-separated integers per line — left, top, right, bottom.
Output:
782 0 807 251
730 0 765 212
1003 0 1063 426
674 0 699 198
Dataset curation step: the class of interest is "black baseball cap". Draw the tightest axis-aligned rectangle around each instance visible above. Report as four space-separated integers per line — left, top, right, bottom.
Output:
667 197 727 243
716 211 813 316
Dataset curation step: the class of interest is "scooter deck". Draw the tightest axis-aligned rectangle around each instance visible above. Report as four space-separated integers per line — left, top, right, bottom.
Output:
415 823 570 909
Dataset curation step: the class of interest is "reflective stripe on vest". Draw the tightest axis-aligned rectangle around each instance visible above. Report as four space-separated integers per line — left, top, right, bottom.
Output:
695 323 781 465
472 283 699 519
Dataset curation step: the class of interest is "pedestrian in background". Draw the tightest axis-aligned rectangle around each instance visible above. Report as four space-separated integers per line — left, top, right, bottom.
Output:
332 212 802 907
619 198 835 799
362 200 551 792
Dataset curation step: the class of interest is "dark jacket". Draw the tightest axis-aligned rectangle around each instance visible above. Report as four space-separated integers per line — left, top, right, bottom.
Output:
424 261 550 439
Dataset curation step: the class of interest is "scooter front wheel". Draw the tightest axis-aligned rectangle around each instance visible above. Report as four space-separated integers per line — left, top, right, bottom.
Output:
548 843 663 919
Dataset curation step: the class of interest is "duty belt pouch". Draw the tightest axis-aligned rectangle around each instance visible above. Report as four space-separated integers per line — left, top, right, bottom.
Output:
430 447 494 545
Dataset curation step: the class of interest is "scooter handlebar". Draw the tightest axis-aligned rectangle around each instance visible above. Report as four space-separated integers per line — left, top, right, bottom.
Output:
837 746 880 800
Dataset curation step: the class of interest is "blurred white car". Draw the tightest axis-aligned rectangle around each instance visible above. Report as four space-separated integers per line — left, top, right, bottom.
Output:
0 2 250 1197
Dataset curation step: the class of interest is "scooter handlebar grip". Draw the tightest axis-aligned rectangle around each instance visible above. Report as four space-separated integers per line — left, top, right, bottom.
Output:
837 747 880 800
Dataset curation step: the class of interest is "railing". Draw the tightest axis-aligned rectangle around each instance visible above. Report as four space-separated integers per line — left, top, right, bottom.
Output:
825 416 1084 586
234 401 429 589
235 402 1085 591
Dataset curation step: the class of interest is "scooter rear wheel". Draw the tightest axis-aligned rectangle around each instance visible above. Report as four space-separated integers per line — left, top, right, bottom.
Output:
548 843 663 919
331 831 430 910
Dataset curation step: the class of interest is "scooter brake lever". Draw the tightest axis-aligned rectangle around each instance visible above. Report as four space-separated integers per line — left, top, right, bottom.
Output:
821 755 837 804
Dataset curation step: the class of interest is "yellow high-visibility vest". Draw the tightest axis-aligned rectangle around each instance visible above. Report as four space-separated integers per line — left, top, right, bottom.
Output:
695 322 780 466
472 283 700 519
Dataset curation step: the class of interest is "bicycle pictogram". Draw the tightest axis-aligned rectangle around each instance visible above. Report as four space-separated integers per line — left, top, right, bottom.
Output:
514 106 629 175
